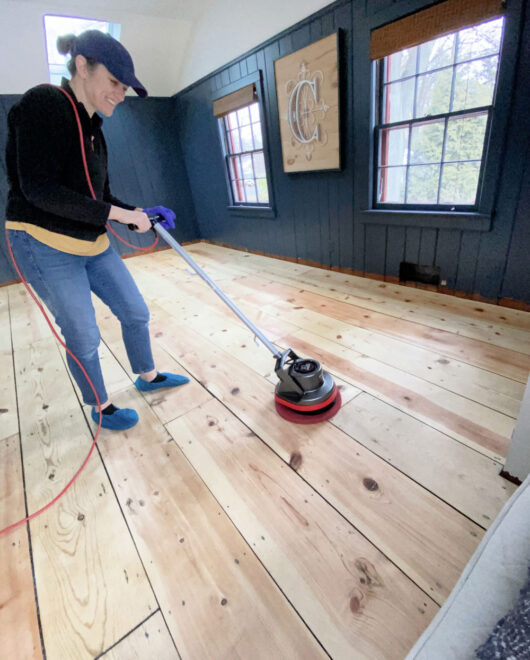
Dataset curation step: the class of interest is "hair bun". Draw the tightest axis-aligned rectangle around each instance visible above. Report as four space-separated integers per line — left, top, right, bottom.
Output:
56 33 76 55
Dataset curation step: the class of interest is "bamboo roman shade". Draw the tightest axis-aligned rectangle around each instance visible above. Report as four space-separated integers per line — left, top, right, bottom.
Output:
370 0 505 60
213 83 258 117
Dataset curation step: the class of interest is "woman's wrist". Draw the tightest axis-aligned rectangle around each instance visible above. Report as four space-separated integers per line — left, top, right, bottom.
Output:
108 205 128 222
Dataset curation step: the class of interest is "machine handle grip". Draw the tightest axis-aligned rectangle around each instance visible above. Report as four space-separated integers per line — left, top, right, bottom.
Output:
128 214 161 231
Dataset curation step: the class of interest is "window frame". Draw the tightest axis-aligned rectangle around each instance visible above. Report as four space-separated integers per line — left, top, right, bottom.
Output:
353 0 524 231
214 71 276 219
372 19 504 213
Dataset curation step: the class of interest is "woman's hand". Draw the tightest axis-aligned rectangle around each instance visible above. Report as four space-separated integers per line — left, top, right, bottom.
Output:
108 206 152 233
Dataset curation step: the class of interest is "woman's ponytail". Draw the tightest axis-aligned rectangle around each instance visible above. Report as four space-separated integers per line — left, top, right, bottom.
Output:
56 33 76 56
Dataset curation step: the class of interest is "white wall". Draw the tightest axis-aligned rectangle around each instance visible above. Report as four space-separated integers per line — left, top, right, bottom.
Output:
177 0 334 92
0 0 193 95
1 0 335 96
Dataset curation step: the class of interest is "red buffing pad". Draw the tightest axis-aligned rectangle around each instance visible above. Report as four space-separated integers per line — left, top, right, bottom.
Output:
274 389 342 424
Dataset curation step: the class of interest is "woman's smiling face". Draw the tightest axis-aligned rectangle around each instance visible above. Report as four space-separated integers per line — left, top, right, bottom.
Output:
75 58 128 117
85 63 128 116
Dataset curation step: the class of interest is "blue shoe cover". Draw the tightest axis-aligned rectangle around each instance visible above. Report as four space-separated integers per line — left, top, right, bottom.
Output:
91 406 139 430
135 372 190 392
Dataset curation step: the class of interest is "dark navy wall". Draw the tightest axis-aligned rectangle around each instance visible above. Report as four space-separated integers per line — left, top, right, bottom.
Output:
0 95 199 283
174 0 530 304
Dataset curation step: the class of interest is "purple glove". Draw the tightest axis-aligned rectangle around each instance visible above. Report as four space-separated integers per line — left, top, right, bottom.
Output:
142 206 176 230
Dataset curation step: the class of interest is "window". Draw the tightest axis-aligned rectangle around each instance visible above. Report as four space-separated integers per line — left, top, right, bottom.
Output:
374 17 504 210
213 80 272 211
220 102 269 205
43 15 121 85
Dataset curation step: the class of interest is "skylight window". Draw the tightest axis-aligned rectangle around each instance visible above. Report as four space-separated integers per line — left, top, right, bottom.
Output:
43 15 121 84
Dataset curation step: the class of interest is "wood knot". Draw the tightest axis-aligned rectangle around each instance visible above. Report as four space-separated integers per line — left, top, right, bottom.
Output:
208 420 215 427
350 595 361 613
355 558 383 587
437 358 449 364
231 387 240 395
220 598 228 606
363 478 379 491
77 513 85 521
289 452 303 471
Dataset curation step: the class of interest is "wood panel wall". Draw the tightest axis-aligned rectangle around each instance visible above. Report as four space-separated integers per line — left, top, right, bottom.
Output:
174 0 530 305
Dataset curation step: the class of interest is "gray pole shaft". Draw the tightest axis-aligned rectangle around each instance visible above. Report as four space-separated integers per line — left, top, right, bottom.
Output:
154 225 282 359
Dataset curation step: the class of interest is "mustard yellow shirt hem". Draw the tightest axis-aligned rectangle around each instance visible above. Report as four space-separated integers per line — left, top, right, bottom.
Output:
6 221 110 256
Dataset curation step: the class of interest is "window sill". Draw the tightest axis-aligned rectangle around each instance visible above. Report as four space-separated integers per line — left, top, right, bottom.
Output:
360 210 491 231
227 205 276 219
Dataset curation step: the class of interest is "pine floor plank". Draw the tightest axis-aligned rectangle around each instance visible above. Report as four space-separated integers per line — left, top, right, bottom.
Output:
220 274 530 383
296 270 530 355
126 261 363 402
134 262 300 345
90 296 212 423
284 331 514 461
333 393 516 526
0 289 17 440
7 284 53 345
0 434 42 660
149 310 483 605
86 388 326 660
190 243 530 331
188 245 530 353
100 613 178 660
5 244 528 659
145 292 363 408
261 301 524 418
11 330 157 657
167 398 439 659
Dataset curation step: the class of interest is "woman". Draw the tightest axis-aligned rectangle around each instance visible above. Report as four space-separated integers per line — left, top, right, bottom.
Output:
5 30 189 430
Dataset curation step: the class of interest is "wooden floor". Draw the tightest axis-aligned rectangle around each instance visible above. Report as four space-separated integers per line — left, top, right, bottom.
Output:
1 242 529 659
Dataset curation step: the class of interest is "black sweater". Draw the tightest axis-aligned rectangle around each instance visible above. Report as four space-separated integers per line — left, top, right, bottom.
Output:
5 79 134 241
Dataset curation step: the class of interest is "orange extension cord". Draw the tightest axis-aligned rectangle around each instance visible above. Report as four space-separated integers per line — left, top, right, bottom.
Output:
1 85 157 536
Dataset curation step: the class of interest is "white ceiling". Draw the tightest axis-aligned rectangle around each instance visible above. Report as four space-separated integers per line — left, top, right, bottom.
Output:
13 0 215 21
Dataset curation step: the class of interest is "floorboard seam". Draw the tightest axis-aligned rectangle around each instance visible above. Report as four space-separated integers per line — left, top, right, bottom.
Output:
164 431 332 659
8 288 47 660
59 357 182 660
93 608 162 659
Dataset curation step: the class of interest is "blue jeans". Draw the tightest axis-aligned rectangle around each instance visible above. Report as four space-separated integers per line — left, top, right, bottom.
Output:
8 231 155 406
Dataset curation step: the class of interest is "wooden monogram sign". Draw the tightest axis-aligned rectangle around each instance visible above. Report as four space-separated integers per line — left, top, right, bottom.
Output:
274 33 340 173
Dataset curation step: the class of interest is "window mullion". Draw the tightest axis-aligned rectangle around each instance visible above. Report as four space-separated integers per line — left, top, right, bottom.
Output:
437 116 449 204
438 36 458 204
449 33 459 114
405 49 419 204
380 105 491 131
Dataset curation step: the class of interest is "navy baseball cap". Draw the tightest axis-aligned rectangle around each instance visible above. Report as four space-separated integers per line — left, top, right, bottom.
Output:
73 30 147 98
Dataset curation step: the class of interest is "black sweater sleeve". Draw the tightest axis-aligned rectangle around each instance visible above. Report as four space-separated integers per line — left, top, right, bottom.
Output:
12 87 111 225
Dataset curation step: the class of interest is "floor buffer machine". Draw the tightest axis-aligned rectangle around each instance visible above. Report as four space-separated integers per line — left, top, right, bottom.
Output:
141 215 342 424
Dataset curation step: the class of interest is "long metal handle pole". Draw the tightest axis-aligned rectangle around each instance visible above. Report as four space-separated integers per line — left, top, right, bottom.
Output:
154 225 282 359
